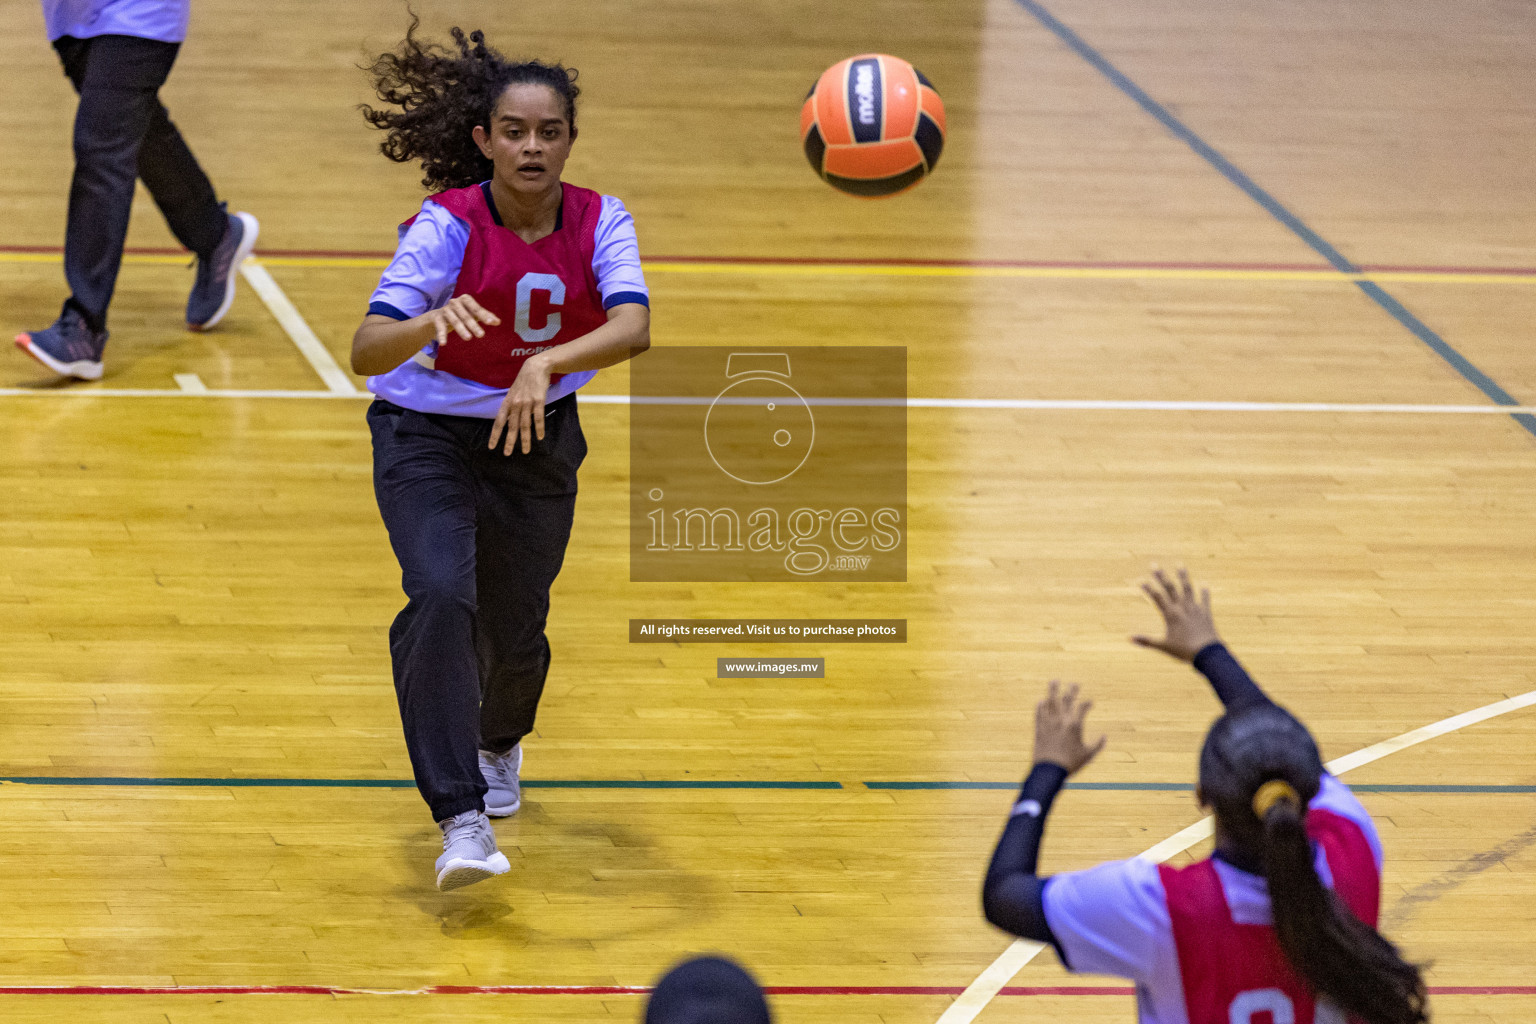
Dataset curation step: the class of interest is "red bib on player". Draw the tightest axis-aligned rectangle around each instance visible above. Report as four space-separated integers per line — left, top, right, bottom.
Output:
420 181 608 389
1158 808 1381 1024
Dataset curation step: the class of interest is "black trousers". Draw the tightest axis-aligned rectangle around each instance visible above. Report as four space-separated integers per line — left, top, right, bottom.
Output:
53 34 226 332
368 396 586 822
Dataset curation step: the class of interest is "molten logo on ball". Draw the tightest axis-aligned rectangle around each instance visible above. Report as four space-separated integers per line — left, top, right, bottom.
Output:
852 61 879 131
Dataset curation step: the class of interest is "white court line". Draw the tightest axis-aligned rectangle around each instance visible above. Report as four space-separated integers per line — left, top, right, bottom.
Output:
1 389 1535 415
935 688 1536 1024
623 396 1536 413
172 373 207 394
238 258 358 394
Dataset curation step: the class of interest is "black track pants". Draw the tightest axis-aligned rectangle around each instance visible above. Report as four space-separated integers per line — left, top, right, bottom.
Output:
53 34 225 330
368 395 585 822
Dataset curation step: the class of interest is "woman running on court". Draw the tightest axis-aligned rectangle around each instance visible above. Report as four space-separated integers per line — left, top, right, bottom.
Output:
983 569 1427 1024
353 20 649 890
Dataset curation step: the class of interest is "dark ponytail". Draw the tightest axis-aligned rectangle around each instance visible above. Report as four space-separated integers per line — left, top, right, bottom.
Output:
1200 706 1427 1024
361 11 580 191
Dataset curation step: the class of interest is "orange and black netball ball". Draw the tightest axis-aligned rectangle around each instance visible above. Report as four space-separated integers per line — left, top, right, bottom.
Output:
801 53 946 197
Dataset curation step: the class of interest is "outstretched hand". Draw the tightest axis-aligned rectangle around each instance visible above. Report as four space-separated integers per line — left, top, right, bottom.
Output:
1132 566 1220 663
1033 681 1107 775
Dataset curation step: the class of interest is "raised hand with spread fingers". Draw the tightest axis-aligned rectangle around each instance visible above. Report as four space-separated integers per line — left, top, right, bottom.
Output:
1033 680 1107 775
1133 566 1221 663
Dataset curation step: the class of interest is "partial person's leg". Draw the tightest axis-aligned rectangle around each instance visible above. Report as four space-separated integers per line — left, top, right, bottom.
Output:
137 102 225 259
15 36 153 378
368 401 489 823
124 40 258 329
53 35 89 91
473 394 587 756
60 35 180 331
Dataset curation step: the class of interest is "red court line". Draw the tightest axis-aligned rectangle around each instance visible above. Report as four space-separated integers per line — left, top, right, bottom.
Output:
0 984 1528 997
5 243 1536 276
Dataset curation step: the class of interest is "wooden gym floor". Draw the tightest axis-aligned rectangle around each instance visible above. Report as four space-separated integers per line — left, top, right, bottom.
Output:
1 1 1533 1022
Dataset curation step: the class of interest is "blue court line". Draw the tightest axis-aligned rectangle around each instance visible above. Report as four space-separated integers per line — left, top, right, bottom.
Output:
1012 0 1536 439
2 777 1530 793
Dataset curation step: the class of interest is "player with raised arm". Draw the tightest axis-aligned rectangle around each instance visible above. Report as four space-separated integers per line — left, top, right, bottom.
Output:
981 569 1427 1024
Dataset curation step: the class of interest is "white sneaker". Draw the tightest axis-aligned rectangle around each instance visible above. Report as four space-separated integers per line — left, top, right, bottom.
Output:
479 744 522 817
434 810 510 891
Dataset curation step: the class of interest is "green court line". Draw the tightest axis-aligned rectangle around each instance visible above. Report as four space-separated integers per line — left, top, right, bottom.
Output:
1 777 1530 793
867 781 1187 791
1320 792 1536 798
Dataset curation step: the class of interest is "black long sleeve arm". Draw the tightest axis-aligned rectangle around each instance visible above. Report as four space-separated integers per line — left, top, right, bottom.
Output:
1191 642 1274 711
981 644 1266 949
980 761 1069 947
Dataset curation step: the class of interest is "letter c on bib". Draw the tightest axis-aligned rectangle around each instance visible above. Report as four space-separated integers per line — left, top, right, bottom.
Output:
514 272 565 343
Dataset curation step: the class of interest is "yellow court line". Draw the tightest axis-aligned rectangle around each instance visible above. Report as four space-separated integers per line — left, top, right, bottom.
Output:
3 251 1536 285
253 256 390 269
0 253 194 267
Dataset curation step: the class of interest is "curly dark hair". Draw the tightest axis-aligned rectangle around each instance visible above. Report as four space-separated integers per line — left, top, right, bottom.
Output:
361 13 580 192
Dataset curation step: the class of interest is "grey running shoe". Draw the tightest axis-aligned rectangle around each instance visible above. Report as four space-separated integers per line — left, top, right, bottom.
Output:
186 210 259 331
434 810 510 891
479 744 523 817
14 307 107 380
